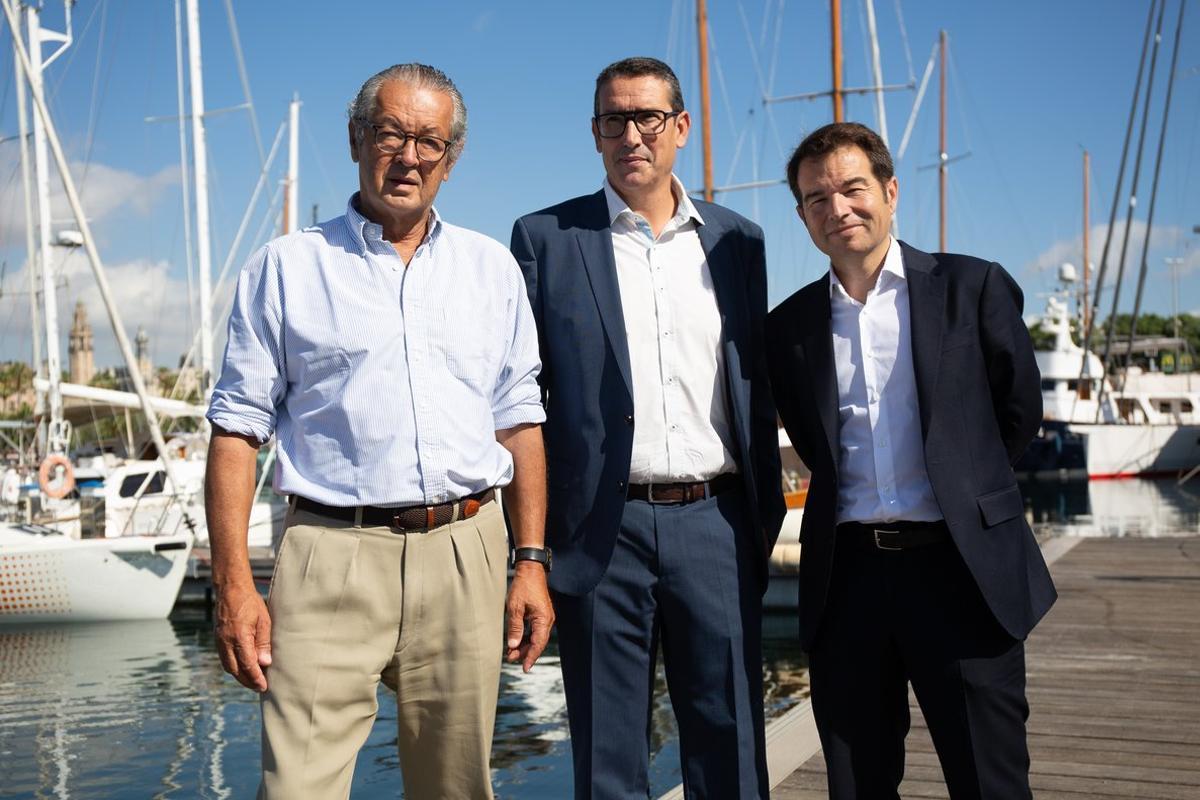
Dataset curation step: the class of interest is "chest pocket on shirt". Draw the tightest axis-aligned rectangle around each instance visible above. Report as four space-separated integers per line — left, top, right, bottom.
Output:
435 307 499 390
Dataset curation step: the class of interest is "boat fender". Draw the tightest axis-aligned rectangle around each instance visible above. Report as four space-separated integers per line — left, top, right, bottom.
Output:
1 469 19 505
38 454 76 499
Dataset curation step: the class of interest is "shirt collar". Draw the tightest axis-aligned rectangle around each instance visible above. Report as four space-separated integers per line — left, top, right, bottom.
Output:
601 175 705 228
345 192 443 253
829 236 903 299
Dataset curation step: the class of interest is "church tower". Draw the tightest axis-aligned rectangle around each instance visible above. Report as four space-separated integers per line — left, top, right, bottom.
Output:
135 326 155 391
68 300 94 384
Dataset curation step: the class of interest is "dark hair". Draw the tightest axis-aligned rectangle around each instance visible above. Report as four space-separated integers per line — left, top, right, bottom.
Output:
593 57 685 117
785 122 895 204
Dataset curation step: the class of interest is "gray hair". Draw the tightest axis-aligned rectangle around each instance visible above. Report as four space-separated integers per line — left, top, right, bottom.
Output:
348 63 467 162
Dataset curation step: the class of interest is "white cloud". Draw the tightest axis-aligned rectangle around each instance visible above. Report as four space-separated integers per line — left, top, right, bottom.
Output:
0 155 177 241
1 255 198 371
1022 221 1192 280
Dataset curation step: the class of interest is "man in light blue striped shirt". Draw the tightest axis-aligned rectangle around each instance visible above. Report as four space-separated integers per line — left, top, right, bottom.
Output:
204 63 552 800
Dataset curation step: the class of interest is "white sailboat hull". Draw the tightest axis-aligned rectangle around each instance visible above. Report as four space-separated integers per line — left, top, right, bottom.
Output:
1069 422 1200 478
0 527 192 623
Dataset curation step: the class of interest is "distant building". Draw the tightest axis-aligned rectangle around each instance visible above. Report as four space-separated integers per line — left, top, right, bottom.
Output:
68 301 95 385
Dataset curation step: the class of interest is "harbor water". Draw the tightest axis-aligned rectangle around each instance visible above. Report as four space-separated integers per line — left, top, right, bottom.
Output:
2 477 1197 799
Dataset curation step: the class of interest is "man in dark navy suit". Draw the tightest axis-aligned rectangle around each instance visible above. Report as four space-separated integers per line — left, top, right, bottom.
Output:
765 122 1056 799
510 57 785 799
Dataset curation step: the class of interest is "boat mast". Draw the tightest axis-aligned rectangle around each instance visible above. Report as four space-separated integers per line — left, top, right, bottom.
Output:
284 94 301 233
2 0 193 522
13 4 41 415
831 0 844 121
26 3 72 454
938 29 947 252
863 0 888 145
1082 150 1090 335
185 0 213 398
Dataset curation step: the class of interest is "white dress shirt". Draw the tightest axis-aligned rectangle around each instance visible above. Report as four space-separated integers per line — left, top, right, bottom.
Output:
603 177 737 483
207 195 546 506
830 237 941 524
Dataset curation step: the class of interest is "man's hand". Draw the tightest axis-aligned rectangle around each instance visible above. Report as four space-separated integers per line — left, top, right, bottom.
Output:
214 581 273 692
206 428 268 691
505 561 554 672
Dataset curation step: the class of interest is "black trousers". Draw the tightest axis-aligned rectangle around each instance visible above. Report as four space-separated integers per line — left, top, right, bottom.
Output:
808 532 1033 800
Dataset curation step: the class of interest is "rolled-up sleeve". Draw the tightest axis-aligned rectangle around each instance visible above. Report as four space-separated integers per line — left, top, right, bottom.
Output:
206 246 287 442
492 261 546 431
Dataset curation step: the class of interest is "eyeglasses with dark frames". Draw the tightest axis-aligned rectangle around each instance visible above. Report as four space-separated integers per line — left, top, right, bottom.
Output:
593 109 682 139
358 120 453 163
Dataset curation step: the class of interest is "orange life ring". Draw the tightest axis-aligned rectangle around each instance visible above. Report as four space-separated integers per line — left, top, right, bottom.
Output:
38 454 75 499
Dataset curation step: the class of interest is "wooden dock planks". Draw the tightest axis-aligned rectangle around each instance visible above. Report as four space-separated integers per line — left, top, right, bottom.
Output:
772 537 1200 799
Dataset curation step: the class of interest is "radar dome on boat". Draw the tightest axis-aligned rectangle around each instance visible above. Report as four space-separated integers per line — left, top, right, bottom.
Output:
1058 262 1078 284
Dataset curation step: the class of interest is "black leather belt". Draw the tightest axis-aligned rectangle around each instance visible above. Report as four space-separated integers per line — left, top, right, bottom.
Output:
837 519 950 550
293 488 495 531
627 473 739 504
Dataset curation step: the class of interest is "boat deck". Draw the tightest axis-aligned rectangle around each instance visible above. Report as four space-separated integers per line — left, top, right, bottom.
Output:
768 536 1200 799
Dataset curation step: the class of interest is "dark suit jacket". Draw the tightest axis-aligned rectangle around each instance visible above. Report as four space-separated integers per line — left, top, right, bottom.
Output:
765 241 1056 649
511 190 786 597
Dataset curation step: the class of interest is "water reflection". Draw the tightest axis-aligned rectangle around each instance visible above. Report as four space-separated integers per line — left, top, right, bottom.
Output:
0 614 806 799
1024 476 1200 537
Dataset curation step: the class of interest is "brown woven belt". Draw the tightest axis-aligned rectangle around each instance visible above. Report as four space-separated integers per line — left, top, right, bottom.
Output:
627 473 739 504
836 519 950 550
293 488 496 531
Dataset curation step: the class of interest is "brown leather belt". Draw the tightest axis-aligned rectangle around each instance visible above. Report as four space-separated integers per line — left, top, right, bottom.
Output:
293 488 495 531
837 519 950 550
627 473 739 504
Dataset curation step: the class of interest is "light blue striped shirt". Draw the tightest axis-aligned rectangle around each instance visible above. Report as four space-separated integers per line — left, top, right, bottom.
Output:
207 195 546 506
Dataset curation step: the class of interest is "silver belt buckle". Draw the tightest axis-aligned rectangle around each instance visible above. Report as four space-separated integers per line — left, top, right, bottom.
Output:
873 528 902 550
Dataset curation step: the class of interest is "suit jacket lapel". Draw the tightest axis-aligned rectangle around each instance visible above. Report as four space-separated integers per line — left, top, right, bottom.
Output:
901 241 945 440
575 191 633 396
802 275 841 472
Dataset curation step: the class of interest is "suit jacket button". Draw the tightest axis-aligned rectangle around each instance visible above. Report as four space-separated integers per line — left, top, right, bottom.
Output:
616 480 626 492
624 414 634 426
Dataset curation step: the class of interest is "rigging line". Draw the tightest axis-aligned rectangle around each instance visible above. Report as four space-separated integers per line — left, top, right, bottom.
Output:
1098 0 1167 391
722 117 751 188
737 3 769 102
892 0 915 84
299 116 337 205
945 39 973 160
1081 0 1157 379
708 25 741 139
766 0 786 105
951 47 1037 264
223 0 264 167
1119 0 1186 396
896 40 935 160
47 0 104 98
210 120 286 305
174 0 195 345
80 0 107 183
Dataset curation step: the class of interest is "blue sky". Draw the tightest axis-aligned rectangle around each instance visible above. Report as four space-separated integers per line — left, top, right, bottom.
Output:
0 0 1197 368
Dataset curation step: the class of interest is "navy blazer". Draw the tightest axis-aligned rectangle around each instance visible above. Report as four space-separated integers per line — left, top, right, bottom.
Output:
765 241 1056 649
511 190 787 597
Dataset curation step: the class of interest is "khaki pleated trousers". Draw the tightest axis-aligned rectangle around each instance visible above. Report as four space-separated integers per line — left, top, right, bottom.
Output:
258 500 508 800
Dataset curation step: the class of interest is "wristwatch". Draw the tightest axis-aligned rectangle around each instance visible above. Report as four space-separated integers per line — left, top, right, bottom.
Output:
512 546 553 572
